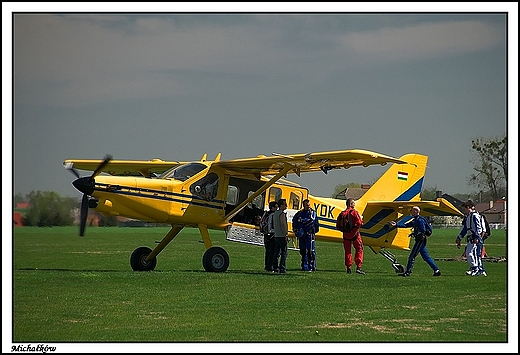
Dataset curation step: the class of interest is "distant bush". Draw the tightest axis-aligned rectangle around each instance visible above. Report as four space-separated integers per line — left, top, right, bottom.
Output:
20 190 77 227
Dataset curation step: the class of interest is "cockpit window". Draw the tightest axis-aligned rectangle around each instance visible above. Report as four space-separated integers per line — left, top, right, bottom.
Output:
159 163 207 181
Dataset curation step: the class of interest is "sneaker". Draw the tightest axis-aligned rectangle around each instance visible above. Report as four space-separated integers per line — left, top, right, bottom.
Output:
346 267 352 274
399 272 411 277
471 270 481 276
355 268 366 275
481 271 487 277
433 270 441 276
279 269 286 274
465 270 473 275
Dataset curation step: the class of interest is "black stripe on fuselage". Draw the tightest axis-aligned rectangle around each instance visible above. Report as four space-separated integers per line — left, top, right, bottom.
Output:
93 183 226 210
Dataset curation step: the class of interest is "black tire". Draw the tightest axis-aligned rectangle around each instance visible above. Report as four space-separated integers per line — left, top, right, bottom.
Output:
130 246 157 271
393 263 405 274
202 246 229 272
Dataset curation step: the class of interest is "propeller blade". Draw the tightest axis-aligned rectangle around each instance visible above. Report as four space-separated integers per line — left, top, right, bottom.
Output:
71 154 112 237
91 154 113 179
79 194 89 237
64 162 81 179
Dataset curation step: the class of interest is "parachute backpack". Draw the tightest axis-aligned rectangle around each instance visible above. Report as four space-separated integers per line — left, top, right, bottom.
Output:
260 211 275 235
481 214 491 240
423 217 433 237
336 209 353 233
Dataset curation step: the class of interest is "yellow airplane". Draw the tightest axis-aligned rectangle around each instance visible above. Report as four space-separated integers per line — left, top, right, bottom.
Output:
63 149 462 273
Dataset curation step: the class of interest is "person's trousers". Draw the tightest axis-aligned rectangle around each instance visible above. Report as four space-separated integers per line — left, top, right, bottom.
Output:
406 238 438 273
343 234 363 269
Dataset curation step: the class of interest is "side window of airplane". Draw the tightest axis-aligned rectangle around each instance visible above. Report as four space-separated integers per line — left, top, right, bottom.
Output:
268 187 282 204
246 191 264 211
290 191 302 210
226 185 239 205
247 191 264 211
191 173 219 201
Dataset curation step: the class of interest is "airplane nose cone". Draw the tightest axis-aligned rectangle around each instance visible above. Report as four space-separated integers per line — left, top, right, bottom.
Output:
72 177 95 195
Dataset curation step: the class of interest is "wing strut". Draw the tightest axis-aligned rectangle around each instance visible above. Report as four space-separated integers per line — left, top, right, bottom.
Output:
225 163 294 222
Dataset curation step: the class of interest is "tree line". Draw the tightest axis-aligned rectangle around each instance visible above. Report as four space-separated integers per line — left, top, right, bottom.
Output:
14 190 118 227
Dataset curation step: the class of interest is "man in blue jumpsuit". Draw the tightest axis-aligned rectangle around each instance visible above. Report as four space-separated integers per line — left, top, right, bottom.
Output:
389 206 441 277
292 199 320 271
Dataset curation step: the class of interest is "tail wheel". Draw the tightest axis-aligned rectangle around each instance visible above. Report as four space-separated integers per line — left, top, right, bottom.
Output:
130 246 157 271
392 263 405 274
202 246 229 272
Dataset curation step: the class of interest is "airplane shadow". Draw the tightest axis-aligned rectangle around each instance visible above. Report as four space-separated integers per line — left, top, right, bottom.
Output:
15 267 356 276
15 267 123 273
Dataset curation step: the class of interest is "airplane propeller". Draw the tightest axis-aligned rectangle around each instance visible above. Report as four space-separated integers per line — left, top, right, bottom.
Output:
67 155 113 236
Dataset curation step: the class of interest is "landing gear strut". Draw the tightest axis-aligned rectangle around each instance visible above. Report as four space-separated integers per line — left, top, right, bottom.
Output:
379 249 405 273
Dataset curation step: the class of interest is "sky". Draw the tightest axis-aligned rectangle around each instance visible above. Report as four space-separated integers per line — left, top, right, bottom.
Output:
3 3 519 353
5 3 517 202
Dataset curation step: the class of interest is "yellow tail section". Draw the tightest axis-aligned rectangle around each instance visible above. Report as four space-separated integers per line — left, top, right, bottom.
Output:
301 154 460 253
356 154 428 251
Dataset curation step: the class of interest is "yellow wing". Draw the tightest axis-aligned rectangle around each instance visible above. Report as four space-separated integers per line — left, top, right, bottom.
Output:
63 149 406 178
214 149 407 176
63 158 183 177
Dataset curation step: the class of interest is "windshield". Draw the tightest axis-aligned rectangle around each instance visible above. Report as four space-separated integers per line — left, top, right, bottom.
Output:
159 163 207 182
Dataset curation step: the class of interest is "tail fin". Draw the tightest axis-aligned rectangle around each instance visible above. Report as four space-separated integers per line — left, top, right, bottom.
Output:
355 154 462 252
357 153 426 208
356 154 428 252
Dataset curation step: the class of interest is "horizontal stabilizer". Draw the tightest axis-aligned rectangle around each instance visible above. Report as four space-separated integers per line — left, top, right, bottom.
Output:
365 198 463 217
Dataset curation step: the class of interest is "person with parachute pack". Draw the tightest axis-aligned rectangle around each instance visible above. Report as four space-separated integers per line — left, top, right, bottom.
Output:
336 198 366 275
455 200 487 276
292 199 320 271
260 201 278 272
389 206 441 277
476 212 489 276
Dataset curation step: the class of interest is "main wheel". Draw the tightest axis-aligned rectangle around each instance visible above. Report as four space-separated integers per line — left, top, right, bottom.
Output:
202 246 229 272
130 246 157 271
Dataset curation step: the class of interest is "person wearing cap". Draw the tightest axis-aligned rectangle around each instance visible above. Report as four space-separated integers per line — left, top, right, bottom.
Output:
455 200 486 276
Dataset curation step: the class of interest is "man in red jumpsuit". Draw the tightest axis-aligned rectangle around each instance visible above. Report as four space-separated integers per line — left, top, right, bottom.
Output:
337 198 366 275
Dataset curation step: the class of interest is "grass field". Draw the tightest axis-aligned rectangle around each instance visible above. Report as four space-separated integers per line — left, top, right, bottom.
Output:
10 226 512 350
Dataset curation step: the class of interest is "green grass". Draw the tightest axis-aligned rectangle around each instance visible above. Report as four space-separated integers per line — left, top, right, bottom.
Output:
11 226 510 347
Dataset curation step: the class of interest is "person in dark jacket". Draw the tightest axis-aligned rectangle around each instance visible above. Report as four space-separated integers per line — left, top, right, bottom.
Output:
389 206 440 277
260 201 278 271
292 199 319 271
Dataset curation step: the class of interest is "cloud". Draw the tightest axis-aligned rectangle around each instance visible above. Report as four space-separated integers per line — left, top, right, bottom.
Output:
343 20 504 61
14 15 505 108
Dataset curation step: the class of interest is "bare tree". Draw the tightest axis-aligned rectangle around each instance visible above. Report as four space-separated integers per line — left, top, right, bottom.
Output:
469 135 507 200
